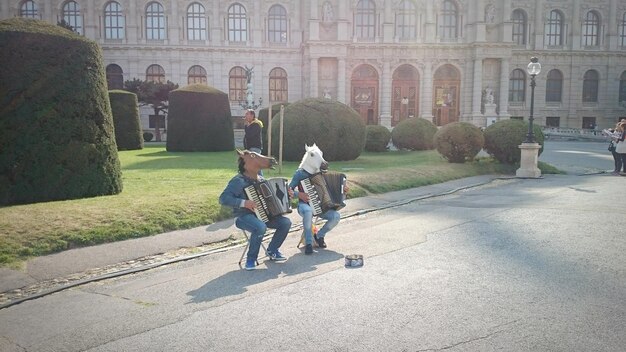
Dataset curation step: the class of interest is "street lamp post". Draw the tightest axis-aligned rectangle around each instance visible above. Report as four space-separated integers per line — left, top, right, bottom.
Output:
525 57 541 143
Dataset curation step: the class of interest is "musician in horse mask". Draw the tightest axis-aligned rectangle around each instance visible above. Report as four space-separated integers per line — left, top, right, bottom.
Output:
289 144 349 255
219 150 292 270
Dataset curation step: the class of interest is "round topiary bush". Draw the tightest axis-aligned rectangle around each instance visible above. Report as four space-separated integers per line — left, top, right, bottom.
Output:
258 103 290 154
166 84 234 152
143 132 154 142
483 119 545 164
270 98 366 161
365 125 391 152
0 18 122 205
433 122 484 163
391 117 438 150
109 90 143 150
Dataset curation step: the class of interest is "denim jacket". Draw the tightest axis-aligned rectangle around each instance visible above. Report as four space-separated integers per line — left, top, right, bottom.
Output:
219 173 263 217
288 168 312 205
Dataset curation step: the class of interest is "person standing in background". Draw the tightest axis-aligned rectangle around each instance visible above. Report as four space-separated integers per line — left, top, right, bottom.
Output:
243 109 264 175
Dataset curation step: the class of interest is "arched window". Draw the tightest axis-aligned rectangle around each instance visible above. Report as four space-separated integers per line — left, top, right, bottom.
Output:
63 1 83 34
546 69 563 102
228 3 247 42
582 11 600 46
146 2 165 40
619 71 626 104
104 2 125 39
355 0 376 39
619 12 626 46
582 70 599 102
188 65 207 85
511 9 527 45
146 64 165 83
229 66 247 102
439 0 458 40
268 4 287 43
545 10 563 46
269 67 288 102
106 64 124 89
509 69 526 102
19 0 38 18
187 3 207 41
396 0 417 40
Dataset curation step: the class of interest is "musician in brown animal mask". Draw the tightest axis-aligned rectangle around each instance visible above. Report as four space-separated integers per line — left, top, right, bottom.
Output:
219 150 293 270
289 144 349 255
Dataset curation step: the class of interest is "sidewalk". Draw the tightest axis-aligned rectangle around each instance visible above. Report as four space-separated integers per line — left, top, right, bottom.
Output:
0 175 499 297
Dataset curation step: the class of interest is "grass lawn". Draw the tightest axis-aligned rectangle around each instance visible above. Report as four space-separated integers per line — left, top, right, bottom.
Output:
0 144 549 266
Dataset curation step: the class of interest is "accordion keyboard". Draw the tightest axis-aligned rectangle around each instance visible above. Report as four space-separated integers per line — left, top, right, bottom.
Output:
244 185 270 222
300 178 323 216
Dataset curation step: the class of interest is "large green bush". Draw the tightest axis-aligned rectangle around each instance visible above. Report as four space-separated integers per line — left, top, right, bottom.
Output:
109 90 143 150
258 103 290 154
391 117 438 150
166 84 234 152
270 98 366 161
0 18 122 205
483 119 545 164
434 122 484 163
365 125 391 152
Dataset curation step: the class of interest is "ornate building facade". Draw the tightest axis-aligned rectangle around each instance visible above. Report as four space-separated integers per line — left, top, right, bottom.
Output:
3 0 626 134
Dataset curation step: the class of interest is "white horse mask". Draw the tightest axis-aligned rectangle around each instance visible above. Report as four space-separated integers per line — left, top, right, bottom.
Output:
299 144 329 174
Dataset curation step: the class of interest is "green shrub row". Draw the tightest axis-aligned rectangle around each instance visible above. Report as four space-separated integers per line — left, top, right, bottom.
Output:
109 90 143 150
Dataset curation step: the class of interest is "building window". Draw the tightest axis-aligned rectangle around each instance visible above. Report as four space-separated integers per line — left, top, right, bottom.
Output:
546 69 563 102
187 3 207 41
269 67 288 102
582 11 600 47
268 4 287 43
620 13 626 47
355 0 376 39
439 0 458 40
146 64 165 83
104 2 125 39
19 0 38 18
582 70 599 103
228 3 247 42
106 64 124 89
546 116 560 127
582 117 596 129
545 10 563 46
619 71 626 104
146 2 165 40
509 69 526 102
511 9 526 45
396 0 417 40
229 66 247 102
187 65 207 85
63 1 83 35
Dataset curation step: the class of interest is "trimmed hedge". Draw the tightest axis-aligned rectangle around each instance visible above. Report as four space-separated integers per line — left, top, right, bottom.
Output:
433 122 484 163
391 117 438 150
0 18 122 205
109 90 143 150
483 119 545 164
365 125 391 152
270 98 366 161
166 84 234 152
258 103 290 154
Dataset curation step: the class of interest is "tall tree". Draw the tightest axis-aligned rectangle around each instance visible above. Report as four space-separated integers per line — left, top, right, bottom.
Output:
124 79 179 142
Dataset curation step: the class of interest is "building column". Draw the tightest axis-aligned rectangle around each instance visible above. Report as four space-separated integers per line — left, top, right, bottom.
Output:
498 58 510 119
380 60 392 128
533 0 543 50
337 58 347 103
310 58 319 97
472 58 483 124
461 59 474 122
420 62 433 122
608 0 618 49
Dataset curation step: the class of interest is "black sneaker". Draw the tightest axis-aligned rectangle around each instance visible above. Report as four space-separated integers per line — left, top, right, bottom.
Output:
305 244 313 255
314 234 327 248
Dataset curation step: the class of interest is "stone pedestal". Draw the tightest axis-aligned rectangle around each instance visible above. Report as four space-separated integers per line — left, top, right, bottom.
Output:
516 143 542 178
379 114 392 129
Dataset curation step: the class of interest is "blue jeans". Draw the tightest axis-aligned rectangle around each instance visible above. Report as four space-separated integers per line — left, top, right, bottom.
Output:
236 213 291 261
298 203 340 245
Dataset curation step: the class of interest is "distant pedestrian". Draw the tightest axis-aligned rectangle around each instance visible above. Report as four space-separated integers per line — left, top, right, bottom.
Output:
243 109 264 176
603 125 622 175
614 121 626 176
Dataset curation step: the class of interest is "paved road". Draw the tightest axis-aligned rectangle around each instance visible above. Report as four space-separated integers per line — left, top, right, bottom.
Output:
1 140 625 351
539 139 614 174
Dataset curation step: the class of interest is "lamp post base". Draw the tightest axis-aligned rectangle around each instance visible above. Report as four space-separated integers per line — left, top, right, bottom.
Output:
516 142 542 178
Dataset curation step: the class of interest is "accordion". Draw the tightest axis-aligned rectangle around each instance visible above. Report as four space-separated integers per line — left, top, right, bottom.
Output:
244 178 292 222
300 171 347 216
